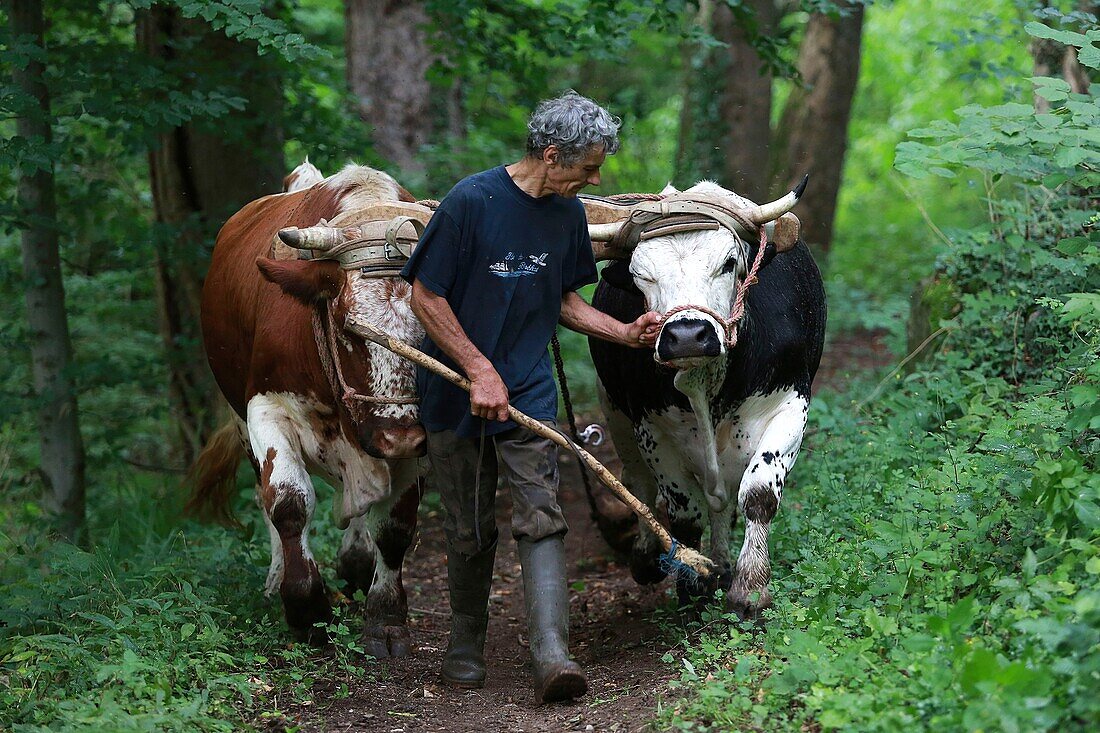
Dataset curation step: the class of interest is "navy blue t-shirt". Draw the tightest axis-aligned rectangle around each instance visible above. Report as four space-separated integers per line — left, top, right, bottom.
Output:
400 166 598 438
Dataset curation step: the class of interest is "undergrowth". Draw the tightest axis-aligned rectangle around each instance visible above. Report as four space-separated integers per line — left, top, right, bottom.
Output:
661 16 1100 732
0 483 374 731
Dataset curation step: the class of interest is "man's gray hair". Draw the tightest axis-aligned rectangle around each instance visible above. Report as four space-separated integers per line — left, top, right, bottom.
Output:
526 90 621 166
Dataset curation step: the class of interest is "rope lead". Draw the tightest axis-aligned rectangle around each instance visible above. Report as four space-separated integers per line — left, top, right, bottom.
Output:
658 538 693 579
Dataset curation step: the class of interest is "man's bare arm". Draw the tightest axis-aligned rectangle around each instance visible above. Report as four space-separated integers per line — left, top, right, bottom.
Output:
410 280 509 422
559 291 660 348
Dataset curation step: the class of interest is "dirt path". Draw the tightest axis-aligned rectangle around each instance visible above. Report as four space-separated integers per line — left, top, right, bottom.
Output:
301 437 676 733
297 327 893 733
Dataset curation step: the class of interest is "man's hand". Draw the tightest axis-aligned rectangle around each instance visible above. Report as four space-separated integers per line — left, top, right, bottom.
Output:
623 311 662 348
560 291 663 349
469 363 510 422
411 281 511 422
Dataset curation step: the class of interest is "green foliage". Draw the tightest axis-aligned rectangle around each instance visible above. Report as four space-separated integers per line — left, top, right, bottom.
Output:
828 0 1031 303
896 13 1099 191
137 0 323 60
6 0 1097 729
663 16 1100 732
425 0 678 91
0 481 373 731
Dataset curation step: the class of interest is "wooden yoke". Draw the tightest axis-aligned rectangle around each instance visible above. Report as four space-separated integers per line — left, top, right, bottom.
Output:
581 193 802 260
580 195 636 225
272 200 435 267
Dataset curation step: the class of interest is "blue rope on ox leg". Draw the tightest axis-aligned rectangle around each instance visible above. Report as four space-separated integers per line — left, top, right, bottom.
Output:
658 539 697 581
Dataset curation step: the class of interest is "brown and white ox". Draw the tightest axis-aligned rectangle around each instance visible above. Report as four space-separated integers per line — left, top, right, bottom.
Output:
189 164 426 654
282 157 324 193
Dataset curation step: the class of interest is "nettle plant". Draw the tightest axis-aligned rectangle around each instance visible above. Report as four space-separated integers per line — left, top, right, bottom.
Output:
895 17 1100 534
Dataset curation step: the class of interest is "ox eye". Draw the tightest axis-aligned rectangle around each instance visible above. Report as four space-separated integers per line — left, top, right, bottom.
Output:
720 256 739 275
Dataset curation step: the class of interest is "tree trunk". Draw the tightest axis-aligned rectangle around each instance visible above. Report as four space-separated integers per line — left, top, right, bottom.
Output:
714 0 780 202
674 0 718 185
9 0 87 544
446 76 467 142
769 1 865 255
345 0 435 172
1030 1 1095 112
137 6 285 464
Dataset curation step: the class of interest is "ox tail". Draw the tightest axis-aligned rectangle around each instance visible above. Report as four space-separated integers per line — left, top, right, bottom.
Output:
185 420 245 527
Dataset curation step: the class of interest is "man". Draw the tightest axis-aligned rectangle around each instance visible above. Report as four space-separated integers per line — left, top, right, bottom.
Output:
401 91 660 703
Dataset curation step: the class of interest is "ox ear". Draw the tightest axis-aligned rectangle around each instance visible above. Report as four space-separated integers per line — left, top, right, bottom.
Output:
660 181 679 196
750 240 780 271
767 212 801 254
256 258 343 303
600 260 643 296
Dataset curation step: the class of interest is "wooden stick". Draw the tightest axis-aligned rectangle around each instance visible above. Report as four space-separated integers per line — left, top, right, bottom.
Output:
345 320 716 579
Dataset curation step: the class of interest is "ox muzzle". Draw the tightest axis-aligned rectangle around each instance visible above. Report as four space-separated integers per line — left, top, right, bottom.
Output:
362 420 426 459
656 315 724 365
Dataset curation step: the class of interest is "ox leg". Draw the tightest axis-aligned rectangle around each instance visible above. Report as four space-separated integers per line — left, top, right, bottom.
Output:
236 418 288 600
260 508 285 598
729 396 808 619
702 502 736 599
247 395 331 644
336 514 376 597
588 391 643 554
626 421 673 586
669 501 710 607
363 481 421 658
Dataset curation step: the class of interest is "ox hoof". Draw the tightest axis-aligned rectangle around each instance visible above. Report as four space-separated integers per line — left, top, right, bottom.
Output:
727 586 773 621
283 592 333 647
675 563 733 609
629 548 669 586
590 500 639 557
289 621 331 647
363 624 412 658
336 550 377 596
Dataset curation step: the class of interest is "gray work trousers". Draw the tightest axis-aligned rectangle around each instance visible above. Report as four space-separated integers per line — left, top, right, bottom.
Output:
426 420 568 558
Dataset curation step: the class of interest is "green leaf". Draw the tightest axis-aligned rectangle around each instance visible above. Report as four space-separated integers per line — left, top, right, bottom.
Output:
1056 236 1091 255
1025 22 1087 47
960 648 1000 694
818 708 851 729
1074 500 1100 529
1054 146 1091 168
1022 548 1038 578
948 595 977 631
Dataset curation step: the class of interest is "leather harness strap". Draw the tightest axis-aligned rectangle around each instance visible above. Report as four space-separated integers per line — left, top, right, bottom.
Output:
307 216 426 276
609 193 762 252
305 214 426 412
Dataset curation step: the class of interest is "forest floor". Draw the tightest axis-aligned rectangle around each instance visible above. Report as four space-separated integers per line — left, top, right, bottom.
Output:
292 327 893 733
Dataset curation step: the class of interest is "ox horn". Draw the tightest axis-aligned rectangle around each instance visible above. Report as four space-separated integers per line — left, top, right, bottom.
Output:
277 224 361 251
588 222 630 261
588 222 625 243
744 174 809 225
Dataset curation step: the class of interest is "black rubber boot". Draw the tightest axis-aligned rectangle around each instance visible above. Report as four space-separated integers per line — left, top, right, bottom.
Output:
518 535 588 703
440 540 496 688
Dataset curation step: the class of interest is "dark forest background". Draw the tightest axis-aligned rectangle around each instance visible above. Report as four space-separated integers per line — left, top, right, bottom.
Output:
2 1 1098 730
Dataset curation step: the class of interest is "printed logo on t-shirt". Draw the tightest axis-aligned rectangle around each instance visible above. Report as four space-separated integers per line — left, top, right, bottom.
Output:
489 251 550 278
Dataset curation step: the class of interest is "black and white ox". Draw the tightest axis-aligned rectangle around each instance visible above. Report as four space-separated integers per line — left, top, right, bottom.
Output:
587 179 825 616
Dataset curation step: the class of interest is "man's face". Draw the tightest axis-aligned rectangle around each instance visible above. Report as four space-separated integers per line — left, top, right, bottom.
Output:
545 146 606 198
